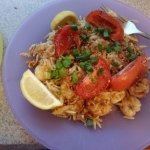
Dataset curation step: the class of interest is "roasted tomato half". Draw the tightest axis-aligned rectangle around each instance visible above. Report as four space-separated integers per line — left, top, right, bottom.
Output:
110 55 148 91
86 10 124 42
54 25 80 57
75 57 111 99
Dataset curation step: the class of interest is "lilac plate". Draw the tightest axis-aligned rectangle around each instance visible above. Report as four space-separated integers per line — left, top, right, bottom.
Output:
2 0 150 149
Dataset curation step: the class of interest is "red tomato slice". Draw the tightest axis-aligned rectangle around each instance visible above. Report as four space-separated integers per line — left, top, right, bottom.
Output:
110 55 148 91
54 25 80 57
85 10 124 42
75 58 111 99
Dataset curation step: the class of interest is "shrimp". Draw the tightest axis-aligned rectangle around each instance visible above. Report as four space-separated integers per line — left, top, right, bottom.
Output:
86 91 125 117
118 94 141 119
34 56 56 81
129 78 150 99
35 63 51 81
86 95 113 117
100 91 126 104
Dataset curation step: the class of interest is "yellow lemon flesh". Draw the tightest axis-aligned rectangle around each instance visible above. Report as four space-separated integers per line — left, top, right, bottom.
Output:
51 10 78 30
20 69 63 110
0 33 4 65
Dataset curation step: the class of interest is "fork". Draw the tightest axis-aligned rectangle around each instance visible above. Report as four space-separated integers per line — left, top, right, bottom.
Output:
100 5 150 40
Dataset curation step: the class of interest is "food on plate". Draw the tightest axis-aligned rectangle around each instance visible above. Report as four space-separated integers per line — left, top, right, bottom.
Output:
117 93 141 119
20 9 149 128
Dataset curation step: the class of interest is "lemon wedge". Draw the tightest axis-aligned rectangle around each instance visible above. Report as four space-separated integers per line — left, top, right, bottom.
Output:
51 10 78 30
0 33 4 65
20 69 63 110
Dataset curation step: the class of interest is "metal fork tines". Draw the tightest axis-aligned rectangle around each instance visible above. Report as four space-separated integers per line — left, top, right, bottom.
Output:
100 4 127 23
100 5 150 40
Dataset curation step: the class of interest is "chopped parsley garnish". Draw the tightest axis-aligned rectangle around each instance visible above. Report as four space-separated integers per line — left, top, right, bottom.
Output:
127 52 137 61
59 67 67 78
55 60 63 69
86 64 93 72
51 69 60 79
70 24 78 31
127 47 137 61
103 30 110 38
71 71 78 84
97 68 104 76
80 61 93 73
72 48 80 57
95 27 112 39
97 44 103 52
75 49 92 61
73 49 95 73
62 56 72 68
113 42 121 52
95 27 105 34
51 56 72 79
80 34 90 42
111 60 120 68
79 61 86 68
84 23 92 30
106 42 121 53
85 118 94 128
90 56 98 64
51 67 67 80
106 46 112 53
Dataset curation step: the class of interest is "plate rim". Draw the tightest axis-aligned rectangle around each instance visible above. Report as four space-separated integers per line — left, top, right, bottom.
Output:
2 0 150 149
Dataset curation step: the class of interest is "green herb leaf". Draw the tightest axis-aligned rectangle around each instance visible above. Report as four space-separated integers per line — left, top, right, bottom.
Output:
85 118 94 128
90 56 98 64
72 48 80 57
97 68 104 76
94 27 105 34
71 71 78 84
62 56 72 68
76 49 91 61
95 27 112 38
111 60 119 68
106 42 121 53
80 34 90 42
127 46 132 53
59 67 67 78
85 63 93 72
113 42 121 52
97 44 103 52
70 24 78 31
79 61 86 69
106 46 112 53
127 47 137 61
56 60 63 69
103 30 110 38
127 53 137 61
51 69 60 79
79 61 93 73
84 23 91 30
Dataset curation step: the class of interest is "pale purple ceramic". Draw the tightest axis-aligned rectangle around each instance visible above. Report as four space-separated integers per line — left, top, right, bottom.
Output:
2 0 150 149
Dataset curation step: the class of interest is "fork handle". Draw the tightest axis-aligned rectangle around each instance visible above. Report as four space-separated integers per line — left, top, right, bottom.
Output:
138 32 150 40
